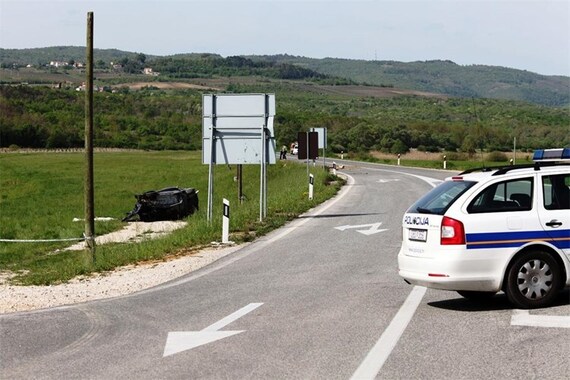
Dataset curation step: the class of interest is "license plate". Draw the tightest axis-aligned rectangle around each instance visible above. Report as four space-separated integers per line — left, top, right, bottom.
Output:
409 229 427 242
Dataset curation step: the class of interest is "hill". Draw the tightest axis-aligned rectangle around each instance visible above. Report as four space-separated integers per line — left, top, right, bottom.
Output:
1 47 568 154
1 47 568 106
0 46 151 67
247 55 570 107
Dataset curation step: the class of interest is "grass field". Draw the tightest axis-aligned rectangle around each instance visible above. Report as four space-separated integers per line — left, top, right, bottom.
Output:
363 149 534 171
0 151 343 285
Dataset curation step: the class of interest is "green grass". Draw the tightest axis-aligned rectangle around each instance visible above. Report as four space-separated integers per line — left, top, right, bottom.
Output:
344 152 535 172
0 151 343 285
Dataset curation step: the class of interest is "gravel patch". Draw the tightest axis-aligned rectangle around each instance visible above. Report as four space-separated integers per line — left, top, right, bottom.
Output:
0 221 243 314
66 221 187 250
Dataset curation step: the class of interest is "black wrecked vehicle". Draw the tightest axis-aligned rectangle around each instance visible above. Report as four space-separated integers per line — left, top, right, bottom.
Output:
123 187 199 222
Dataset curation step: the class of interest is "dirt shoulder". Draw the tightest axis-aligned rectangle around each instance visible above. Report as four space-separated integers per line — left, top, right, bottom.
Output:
0 244 243 314
0 219 245 315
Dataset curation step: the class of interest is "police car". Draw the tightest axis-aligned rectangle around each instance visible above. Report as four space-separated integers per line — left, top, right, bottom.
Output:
398 148 570 308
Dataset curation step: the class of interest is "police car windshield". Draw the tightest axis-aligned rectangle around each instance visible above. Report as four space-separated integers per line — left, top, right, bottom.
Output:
408 180 476 215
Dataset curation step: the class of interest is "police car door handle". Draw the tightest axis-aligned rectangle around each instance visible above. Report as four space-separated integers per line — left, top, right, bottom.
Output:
545 220 563 228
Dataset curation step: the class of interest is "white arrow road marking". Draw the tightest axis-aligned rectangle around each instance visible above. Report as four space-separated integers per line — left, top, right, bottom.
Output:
163 303 263 357
377 179 400 183
335 222 388 236
511 309 570 329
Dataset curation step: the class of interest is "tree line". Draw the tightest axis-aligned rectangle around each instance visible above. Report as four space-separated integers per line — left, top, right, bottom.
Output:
1 84 568 154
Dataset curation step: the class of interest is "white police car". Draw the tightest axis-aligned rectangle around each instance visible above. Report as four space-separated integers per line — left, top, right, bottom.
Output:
398 148 570 308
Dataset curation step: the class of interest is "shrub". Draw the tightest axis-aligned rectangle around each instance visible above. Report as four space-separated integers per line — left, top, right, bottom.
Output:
487 151 509 162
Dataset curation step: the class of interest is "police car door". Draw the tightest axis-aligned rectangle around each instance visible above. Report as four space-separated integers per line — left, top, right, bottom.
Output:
464 175 540 254
538 172 570 260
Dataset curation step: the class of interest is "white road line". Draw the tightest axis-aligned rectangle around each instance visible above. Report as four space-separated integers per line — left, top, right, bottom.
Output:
351 286 427 380
511 309 570 329
203 303 263 331
365 167 443 188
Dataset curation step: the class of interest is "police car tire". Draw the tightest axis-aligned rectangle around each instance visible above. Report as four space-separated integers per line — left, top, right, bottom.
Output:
505 250 562 309
456 291 497 301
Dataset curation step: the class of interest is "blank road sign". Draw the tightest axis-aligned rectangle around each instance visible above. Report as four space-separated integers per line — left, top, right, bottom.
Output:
202 94 276 165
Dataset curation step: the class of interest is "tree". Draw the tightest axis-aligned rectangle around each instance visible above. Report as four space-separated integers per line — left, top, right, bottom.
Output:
460 135 477 158
136 53 147 64
391 139 409 154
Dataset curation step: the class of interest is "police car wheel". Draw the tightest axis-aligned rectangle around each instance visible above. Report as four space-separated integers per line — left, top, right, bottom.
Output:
456 291 497 301
505 250 561 309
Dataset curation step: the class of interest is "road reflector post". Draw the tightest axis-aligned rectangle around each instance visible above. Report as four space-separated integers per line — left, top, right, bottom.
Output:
222 198 230 244
443 155 447 169
397 154 401 166
332 162 337 176
309 174 314 200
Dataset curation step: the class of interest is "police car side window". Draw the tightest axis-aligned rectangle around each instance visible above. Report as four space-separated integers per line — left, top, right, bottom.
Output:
543 174 570 210
467 178 533 213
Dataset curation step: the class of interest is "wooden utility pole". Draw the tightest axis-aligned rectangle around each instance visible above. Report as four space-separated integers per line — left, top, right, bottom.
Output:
237 164 243 204
85 12 95 260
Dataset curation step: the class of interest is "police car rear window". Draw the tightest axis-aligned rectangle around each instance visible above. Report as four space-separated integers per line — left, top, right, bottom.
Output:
407 180 476 215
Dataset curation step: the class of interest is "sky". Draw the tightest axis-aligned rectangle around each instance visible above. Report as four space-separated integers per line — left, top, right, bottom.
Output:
1 0 569 76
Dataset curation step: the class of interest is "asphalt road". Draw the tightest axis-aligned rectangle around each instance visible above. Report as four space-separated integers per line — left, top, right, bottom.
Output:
2 161 569 379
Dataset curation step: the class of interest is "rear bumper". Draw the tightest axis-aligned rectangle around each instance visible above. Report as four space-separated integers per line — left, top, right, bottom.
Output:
397 247 505 292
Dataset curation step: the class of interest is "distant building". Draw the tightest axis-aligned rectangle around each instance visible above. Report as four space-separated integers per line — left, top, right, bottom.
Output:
50 61 68 68
76 83 101 92
143 67 159 76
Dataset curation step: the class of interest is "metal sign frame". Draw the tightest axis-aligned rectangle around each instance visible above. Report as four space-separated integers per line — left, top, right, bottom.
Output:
202 93 276 222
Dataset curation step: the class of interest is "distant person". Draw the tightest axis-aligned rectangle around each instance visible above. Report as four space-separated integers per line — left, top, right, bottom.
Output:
280 145 287 160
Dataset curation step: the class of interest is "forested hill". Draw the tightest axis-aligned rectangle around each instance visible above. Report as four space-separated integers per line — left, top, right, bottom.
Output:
1 47 568 106
247 55 570 107
0 46 150 67
0 47 338 82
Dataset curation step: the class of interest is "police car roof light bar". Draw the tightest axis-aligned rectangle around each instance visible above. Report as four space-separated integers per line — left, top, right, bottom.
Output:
532 148 570 162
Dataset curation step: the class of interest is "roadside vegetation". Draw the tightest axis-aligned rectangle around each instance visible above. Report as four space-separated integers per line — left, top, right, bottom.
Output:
2 84 568 154
2 48 569 155
0 151 343 285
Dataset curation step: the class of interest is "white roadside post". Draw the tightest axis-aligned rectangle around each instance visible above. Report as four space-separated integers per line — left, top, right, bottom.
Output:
397 153 401 166
443 155 447 169
332 162 337 176
309 174 314 200
222 198 230 244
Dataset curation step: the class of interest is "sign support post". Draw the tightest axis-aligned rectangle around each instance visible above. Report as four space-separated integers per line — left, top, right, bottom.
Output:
207 95 216 223
202 94 276 224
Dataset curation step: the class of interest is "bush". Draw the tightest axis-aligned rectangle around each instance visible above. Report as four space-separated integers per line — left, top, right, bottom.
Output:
443 152 467 161
330 144 346 154
487 151 509 162
390 139 409 154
